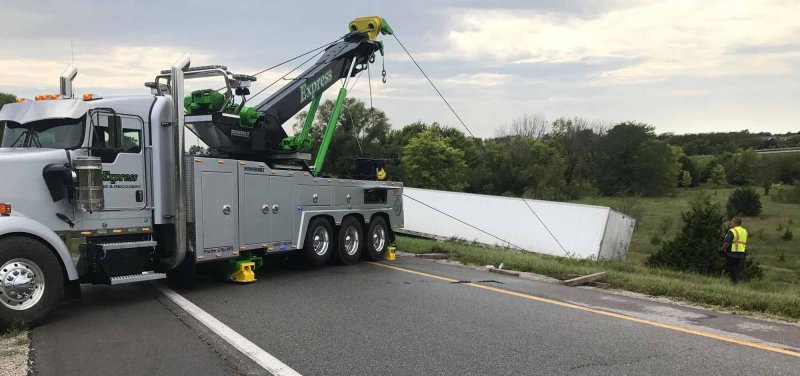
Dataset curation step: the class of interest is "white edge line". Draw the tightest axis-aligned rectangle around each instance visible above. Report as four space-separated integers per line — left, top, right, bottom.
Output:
157 286 302 376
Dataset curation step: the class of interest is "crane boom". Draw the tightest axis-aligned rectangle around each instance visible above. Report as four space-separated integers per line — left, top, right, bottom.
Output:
182 16 392 173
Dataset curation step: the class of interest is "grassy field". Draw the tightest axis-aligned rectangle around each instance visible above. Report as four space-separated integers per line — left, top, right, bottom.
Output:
690 149 800 170
396 186 800 320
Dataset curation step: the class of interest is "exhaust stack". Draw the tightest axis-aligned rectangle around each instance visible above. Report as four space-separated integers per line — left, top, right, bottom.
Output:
162 53 191 271
59 65 78 99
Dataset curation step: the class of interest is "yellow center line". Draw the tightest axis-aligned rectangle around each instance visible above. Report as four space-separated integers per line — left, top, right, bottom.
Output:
369 261 800 358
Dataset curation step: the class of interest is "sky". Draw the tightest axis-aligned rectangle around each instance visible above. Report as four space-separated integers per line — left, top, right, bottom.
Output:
1 0 799 137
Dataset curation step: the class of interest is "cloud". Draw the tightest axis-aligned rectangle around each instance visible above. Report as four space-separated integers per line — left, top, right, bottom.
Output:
0 46 212 90
440 0 800 84
443 73 511 86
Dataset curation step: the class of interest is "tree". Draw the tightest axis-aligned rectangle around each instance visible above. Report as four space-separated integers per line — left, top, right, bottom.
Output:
303 98 391 177
679 170 692 188
0 92 15 109
755 157 780 194
678 155 700 187
401 129 467 191
595 122 680 196
647 195 763 280
722 148 761 185
709 164 727 186
495 113 548 139
549 117 603 187
471 136 565 199
187 145 206 155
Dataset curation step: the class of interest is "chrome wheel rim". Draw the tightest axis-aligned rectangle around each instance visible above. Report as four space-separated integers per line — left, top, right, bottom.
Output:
312 227 330 256
344 226 360 256
372 225 386 252
1 258 45 311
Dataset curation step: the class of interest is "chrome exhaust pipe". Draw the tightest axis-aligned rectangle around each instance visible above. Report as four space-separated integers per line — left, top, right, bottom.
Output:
59 65 78 99
162 53 191 270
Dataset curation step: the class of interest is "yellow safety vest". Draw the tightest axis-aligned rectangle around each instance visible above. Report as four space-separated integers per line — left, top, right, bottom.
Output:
730 226 747 253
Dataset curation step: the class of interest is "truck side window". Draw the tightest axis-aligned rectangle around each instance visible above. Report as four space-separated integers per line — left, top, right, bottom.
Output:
122 129 141 153
92 115 143 162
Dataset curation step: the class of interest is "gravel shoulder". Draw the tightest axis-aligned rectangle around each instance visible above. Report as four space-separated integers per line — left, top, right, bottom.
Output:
0 330 29 376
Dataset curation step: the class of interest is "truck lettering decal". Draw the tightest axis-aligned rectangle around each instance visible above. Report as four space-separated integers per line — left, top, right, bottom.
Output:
299 69 333 102
231 129 250 138
243 166 265 173
103 171 138 184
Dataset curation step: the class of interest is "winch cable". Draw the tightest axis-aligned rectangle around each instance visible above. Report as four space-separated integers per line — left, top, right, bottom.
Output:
250 37 345 77
347 70 364 92
367 63 374 109
403 194 525 251
216 37 345 92
391 33 574 258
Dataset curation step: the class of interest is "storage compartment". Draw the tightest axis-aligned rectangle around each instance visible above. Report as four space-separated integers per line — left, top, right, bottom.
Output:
334 187 363 206
298 184 332 206
191 157 240 261
240 174 270 247
201 171 237 250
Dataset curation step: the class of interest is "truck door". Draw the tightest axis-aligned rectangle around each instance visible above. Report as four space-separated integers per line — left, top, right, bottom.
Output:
240 174 270 248
91 113 147 210
269 176 295 250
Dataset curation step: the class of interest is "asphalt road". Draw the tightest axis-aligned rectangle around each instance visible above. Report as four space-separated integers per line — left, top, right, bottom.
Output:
31 254 800 375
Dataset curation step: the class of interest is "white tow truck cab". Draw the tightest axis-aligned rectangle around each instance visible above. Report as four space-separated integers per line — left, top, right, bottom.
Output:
0 16 403 326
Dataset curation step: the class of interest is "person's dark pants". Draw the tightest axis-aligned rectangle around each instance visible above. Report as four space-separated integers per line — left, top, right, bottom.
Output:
725 256 742 284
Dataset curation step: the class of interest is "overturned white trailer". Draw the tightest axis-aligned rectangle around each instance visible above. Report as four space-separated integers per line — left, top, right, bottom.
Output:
400 188 636 261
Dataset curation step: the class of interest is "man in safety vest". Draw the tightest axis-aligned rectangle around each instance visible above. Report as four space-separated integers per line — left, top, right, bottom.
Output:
721 216 747 284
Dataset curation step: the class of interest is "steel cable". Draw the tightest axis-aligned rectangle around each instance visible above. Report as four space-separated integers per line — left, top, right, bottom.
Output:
391 33 574 258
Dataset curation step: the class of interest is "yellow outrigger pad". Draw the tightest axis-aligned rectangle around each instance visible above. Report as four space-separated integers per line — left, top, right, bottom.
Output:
230 261 256 283
385 245 397 261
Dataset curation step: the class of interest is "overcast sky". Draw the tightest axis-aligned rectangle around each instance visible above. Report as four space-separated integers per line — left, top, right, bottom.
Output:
1 0 798 137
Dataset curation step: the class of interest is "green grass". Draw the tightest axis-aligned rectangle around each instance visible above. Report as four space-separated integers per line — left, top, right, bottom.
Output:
690 149 800 170
1 322 27 339
395 186 800 320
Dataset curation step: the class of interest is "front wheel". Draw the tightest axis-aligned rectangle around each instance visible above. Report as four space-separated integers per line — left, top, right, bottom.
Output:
0 236 64 328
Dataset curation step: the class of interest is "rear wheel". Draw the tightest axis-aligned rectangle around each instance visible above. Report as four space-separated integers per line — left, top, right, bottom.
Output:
0 236 64 328
364 216 389 261
302 218 333 267
334 217 363 265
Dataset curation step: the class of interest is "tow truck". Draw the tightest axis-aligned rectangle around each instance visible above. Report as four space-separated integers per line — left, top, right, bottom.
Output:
0 16 403 326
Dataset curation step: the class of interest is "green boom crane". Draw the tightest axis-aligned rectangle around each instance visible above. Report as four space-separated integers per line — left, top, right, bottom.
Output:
183 16 393 175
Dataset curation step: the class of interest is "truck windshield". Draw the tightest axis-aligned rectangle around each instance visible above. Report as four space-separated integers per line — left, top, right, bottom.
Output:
0 117 85 149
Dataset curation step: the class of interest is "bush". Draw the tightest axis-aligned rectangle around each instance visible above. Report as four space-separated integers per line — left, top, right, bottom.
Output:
726 187 762 217
647 195 763 280
782 228 794 241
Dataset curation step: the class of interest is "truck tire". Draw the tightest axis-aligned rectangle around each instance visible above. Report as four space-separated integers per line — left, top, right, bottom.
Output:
0 236 64 328
303 217 333 267
364 216 389 261
334 217 363 265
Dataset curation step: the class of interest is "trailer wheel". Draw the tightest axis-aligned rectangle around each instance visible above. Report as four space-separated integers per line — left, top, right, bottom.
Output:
364 217 389 261
303 218 333 267
0 236 64 328
334 217 363 265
